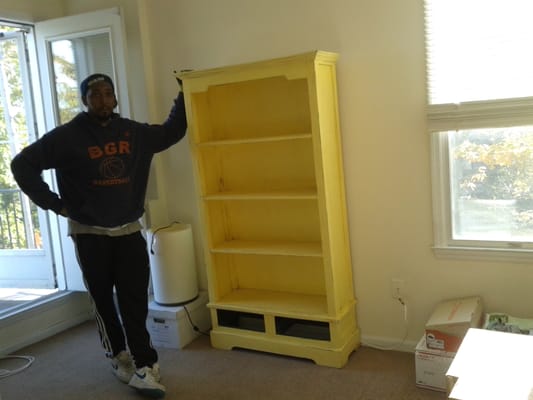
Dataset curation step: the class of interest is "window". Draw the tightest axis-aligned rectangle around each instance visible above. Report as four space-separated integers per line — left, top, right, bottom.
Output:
425 0 533 260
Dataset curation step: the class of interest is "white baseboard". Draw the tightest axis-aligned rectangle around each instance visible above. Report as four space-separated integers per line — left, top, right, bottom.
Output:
361 334 418 353
0 293 419 357
0 291 92 355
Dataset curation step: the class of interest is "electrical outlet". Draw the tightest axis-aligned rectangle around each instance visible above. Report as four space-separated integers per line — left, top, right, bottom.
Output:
391 278 404 300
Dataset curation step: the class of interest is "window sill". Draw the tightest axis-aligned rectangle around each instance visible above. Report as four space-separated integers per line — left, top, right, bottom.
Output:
0 291 92 355
433 246 533 263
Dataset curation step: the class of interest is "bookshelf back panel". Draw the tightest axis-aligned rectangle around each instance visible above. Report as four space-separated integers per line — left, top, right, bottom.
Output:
213 253 326 296
191 77 311 142
198 138 316 194
205 200 321 243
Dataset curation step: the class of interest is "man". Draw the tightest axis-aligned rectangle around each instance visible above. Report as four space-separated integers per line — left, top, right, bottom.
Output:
11 73 187 399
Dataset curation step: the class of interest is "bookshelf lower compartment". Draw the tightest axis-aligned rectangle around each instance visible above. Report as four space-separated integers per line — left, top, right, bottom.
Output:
275 317 330 341
215 309 331 341
217 309 266 333
210 305 360 368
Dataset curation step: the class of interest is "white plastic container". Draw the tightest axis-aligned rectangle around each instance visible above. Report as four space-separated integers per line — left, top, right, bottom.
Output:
148 223 198 305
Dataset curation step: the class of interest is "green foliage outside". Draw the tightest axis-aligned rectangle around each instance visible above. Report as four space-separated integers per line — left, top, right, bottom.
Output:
1 28 79 250
453 127 533 233
0 27 32 249
52 45 79 124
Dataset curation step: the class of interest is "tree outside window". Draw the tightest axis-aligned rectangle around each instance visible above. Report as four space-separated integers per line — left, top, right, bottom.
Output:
0 26 78 250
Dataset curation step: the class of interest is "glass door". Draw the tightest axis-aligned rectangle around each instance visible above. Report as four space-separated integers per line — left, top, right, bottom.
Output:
0 27 55 290
0 8 129 314
34 8 130 291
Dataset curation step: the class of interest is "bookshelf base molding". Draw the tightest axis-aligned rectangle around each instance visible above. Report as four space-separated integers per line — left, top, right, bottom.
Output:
210 303 360 368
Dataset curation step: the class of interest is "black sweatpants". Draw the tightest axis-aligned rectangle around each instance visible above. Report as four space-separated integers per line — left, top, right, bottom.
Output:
73 231 158 369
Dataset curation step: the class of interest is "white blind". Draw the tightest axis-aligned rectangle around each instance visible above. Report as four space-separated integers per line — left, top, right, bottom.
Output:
425 0 533 105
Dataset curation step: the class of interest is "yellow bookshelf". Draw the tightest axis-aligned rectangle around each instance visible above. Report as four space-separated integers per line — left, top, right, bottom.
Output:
180 51 359 367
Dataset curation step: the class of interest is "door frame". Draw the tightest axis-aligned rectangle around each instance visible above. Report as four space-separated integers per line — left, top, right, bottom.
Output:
32 7 131 290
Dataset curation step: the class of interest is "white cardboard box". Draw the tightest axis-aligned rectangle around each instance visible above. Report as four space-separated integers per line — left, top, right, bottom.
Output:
415 336 456 392
147 290 211 349
446 328 533 400
425 296 483 352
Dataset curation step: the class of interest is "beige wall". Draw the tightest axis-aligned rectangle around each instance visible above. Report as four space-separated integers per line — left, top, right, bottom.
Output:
0 0 64 21
3 0 533 350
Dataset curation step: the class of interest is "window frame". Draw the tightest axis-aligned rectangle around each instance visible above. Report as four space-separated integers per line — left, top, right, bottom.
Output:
429 98 533 262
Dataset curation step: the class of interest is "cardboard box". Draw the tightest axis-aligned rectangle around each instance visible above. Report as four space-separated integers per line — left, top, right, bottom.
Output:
445 328 533 399
415 336 456 392
147 290 211 349
425 296 483 352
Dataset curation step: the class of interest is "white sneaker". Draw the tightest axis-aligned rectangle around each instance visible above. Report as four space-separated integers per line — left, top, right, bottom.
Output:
128 364 166 398
110 351 135 383
151 363 161 382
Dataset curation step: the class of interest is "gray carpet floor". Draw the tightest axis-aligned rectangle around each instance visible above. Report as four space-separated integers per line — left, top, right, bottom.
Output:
0 321 446 400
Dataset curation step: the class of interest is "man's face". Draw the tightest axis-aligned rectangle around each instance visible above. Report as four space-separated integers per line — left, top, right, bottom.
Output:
83 81 117 122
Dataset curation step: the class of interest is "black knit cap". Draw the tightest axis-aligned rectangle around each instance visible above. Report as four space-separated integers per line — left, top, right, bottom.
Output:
80 73 115 98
